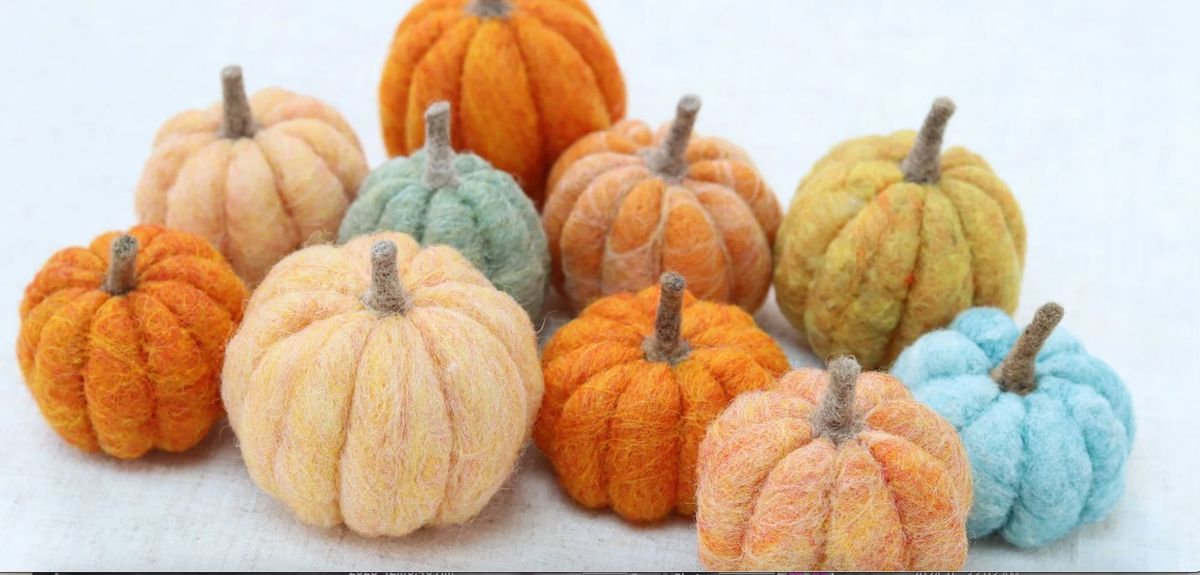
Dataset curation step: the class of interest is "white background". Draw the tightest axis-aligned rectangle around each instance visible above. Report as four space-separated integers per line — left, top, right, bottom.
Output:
1 0 1198 571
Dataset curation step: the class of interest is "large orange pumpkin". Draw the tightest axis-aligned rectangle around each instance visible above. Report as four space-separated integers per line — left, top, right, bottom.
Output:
379 0 626 205
17 225 247 459
543 95 782 312
536 272 789 521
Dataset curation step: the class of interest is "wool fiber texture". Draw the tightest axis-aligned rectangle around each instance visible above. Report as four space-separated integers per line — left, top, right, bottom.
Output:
17 225 248 459
695 358 972 571
136 66 368 284
536 275 789 522
221 232 543 537
379 0 626 205
543 96 782 313
891 305 1135 548
773 98 1026 369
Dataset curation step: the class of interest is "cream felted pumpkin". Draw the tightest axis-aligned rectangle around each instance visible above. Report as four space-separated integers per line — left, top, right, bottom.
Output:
136 65 368 284
221 232 542 536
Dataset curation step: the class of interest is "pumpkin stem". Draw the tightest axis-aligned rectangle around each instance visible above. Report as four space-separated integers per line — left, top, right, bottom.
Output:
220 65 255 139
467 0 512 18
363 240 411 315
647 95 701 181
812 356 863 444
103 234 139 296
423 101 459 189
991 303 1064 395
643 271 691 365
900 97 956 184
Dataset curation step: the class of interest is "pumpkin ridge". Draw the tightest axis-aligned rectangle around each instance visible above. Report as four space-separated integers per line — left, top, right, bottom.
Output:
857 437 912 567
262 127 350 221
560 165 650 300
250 134 305 240
1040 379 1112 517
140 281 233 368
246 308 369 403
683 183 751 305
324 318 381 526
514 4 611 118
878 186 928 362
125 294 166 449
505 17 550 177
381 9 463 155
20 255 104 314
271 119 362 201
937 178 1020 310
518 0 622 119
405 17 479 152
19 288 89 376
37 290 108 450
384 183 438 242
730 423 821 566
138 257 243 313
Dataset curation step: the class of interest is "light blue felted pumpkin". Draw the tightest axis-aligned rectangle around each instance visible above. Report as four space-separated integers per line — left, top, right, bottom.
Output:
891 303 1134 548
339 101 549 318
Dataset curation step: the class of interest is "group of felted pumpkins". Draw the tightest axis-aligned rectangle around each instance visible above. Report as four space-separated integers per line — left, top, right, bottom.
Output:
15 0 1135 571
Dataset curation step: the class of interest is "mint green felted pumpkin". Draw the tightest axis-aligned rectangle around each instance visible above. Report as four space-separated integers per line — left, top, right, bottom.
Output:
339 101 549 317
891 303 1134 548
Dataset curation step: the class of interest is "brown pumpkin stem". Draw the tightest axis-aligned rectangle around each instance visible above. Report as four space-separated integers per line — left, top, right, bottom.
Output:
812 356 863 444
647 95 701 181
220 65 255 138
423 101 459 189
103 234 139 296
900 97 956 184
991 303 1064 395
363 240 411 315
467 0 512 18
643 271 690 365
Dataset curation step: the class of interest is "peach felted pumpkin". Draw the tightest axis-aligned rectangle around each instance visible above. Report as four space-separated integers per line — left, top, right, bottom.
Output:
543 95 782 312
773 97 1026 370
379 0 625 205
696 356 972 571
221 232 542 536
17 225 247 459
536 272 789 521
136 65 368 284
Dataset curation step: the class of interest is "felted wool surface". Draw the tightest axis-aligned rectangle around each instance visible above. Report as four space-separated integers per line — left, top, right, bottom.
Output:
773 99 1026 370
542 97 782 313
17 225 247 459
221 231 543 537
338 108 550 318
379 0 626 205
136 66 368 284
695 358 972 571
536 276 789 521
891 306 1135 548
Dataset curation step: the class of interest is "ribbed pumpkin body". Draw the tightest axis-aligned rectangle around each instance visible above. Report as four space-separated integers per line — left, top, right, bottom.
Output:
136 84 368 284
892 307 1134 548
18 225 247 459
380 0 625 204
222 232 542 537
339 151 549 318
774 131 1025 369
536 282 788 521
544 120 782 312
696 367 972 571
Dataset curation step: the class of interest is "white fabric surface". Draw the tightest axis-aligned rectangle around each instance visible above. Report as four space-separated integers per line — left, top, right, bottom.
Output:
2 0 1198 570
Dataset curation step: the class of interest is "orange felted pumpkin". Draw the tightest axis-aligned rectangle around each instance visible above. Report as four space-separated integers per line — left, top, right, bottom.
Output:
136 65 368 284
536 272 789 521
379 0 626 205
17 225 247 459
695 356 972 571
543 95 782 313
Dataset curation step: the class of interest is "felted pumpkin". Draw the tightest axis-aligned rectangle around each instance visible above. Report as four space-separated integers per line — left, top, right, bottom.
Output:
543 95 782 312
221 232 542 536
379 0 625 205
17 225 247 459
891 303 1134 548
773 97 1026 370
696 356 972 571
340 101 550 318
535 271 789 521
136 65 368 284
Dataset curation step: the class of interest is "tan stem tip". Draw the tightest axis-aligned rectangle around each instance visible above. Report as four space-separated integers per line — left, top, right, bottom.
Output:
812 355 863 444
467 0 512 18
103 234 139 296
423 101 459 189
643 271 691 364
648 94 701 181
900 96 956 184
220 65 255 138
363 240 411 315
991 303 1065 395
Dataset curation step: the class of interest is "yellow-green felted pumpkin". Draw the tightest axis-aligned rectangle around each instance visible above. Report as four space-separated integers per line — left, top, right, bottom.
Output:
339 102 549 318
774 98 1025 370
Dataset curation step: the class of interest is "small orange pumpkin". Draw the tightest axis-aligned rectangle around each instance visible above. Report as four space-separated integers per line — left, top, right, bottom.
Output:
17 225 247 459
543 95 782 312
536 272 789 521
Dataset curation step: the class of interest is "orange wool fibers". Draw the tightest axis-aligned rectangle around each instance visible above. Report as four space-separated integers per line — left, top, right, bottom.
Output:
536 272 788 521
17 225 247 459
695 357 972 571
